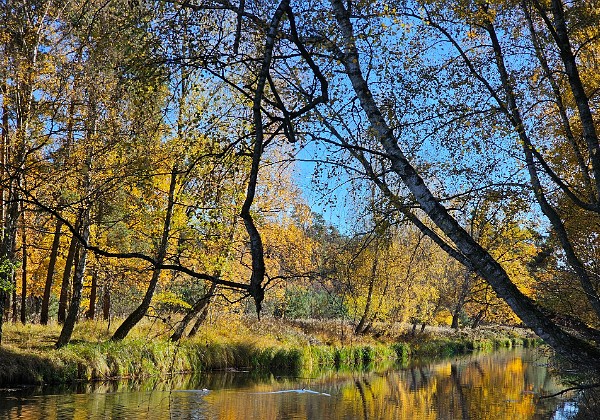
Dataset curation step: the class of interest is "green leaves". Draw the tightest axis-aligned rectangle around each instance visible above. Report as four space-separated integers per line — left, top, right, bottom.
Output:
0 258 19 293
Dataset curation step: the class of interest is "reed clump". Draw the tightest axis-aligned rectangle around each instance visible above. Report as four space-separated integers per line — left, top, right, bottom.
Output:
0 317 540 386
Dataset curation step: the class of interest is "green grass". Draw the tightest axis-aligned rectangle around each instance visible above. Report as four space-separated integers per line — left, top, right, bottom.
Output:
0 339 399 385
406 335 541 358
0 317 540 385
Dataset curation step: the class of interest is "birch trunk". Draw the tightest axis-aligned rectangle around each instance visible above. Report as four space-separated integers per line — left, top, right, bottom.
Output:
330 0 600 362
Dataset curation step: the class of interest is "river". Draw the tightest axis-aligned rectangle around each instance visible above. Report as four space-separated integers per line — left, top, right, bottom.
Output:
0 347 596 419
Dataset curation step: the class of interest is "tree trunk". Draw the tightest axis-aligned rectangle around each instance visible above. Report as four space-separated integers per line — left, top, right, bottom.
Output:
4 276 13 322
471 310 486 329
482 17 600 321
0 291 5 344
56 106 95 348
102 284 110 321
451 309 461 330
56 210 90 348
86 267 98 320
20 217 27 324
171 281 217 342
0 188 22 344
34 296 40 316
451 271 472 329
330 0 600 363
239 2 290 316
0 11 42 343
11 284 17 323
40 219 63 324
187 302 211 338
355 254 378 334
111 166 178 341
546 0 600 195
451 313 459 330
0 80 7 343
58 226 80 324
523 6 593 199
0 82 7 239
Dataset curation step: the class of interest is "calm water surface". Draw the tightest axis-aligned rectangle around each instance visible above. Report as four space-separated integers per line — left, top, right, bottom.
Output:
0 347 596 419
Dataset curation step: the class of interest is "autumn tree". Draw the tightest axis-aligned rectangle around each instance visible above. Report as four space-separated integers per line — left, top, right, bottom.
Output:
4 0 600 366
0 0 65 341
147 0 600 363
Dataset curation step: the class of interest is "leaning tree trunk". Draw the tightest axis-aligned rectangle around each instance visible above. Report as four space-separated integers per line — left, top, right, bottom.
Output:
481 16 600 321
56 110 95 348
40 219 63 324
187 301 212 338
547 0 600 192
111 167 178 341
56 209 90 348
171 281 217 342
330 0 600 363
58 228 79 324
471 309 486 329
355 254 378 335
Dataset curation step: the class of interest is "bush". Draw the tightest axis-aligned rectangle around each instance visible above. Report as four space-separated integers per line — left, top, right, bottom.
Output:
392 343 410 362
270 287 348 320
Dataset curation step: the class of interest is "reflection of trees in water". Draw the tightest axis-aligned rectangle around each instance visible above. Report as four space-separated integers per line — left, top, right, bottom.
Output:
451 364 470 420
401 348 564 419
408 366 430 391
575 387 600 419
0 348 584 419
354 379 368 420
541 358 600 418
472 361 485 378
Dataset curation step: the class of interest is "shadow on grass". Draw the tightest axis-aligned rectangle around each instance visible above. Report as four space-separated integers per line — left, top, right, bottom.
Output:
0 347 72 386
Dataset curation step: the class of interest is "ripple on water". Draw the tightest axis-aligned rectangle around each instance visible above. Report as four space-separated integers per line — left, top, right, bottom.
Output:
0 348 591 419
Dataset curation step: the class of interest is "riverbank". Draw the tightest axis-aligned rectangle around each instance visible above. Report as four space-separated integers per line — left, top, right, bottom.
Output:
0 317 541 386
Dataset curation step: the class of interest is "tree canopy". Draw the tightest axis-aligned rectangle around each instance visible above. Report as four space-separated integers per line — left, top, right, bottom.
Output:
1 0 600 366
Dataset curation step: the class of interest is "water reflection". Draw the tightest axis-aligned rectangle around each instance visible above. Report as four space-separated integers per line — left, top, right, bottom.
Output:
0 347 596 419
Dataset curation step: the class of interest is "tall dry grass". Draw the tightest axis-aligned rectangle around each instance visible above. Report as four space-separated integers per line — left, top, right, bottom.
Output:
0 315 539 385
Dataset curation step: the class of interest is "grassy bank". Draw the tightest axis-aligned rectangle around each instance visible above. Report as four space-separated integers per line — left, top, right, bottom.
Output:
0 317 540 386
0 337 397 385
402 327 540 358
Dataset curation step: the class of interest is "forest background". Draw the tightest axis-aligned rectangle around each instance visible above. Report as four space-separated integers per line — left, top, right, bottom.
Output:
1 0 600 365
